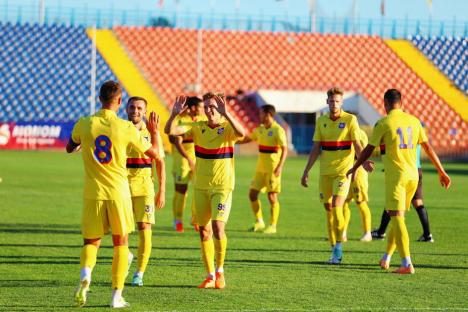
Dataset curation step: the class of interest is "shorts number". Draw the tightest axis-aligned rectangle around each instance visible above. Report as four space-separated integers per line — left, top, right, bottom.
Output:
94 135 112 164
396 127 414 149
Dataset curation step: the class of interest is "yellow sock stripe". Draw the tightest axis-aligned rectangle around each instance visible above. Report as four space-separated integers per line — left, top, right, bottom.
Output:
80 244 98 269
86 29 171 150
111 246 129 290
213 236 227 270
385 39 468 122
250 200 263 220
200 239 215 274
270 202 280 226
137 229 152 273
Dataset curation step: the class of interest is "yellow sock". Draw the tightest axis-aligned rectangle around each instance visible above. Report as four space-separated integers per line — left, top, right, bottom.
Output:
386 222 397 256
111 246 129 290
213 236 227 270
332 206 345 242
190 197 197 225
270 202 280 226
326 211 336 246
80 244 98 270
391 215 410 259
357 201 372 233
137 229 152 273
173 191 188 221
200 239 215 274
343 202 351 234
250 199 263 221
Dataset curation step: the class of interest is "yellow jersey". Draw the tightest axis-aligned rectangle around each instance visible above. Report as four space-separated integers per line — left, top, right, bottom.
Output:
250 121 287 173
369 108 427 181
354 129 368 181
186 120 243 190
71 109 151 200
172 114 206 172
313 111 360 176
127 122 165 197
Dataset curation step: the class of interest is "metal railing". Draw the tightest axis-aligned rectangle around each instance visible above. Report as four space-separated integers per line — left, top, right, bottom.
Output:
1 2 466 38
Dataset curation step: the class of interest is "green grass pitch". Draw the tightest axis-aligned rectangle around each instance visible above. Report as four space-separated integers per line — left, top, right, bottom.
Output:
0 150 467 311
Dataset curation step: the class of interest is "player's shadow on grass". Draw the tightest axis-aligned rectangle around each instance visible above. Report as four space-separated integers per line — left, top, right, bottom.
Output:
424 167 468 176
0 224 80 235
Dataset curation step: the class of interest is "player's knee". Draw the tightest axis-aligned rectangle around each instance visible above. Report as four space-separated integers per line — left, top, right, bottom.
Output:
212 222 225 240
84 238 101 247
267 192 278 204
175 184 188 194
199 225 212 241
249 189 258 201
138 222 151 231
112 234 128 246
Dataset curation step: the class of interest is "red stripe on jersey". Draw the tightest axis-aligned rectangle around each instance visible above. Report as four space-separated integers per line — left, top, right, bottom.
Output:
195 145 234 155
127 158 152 165
320 141 352 147
259 145 279 152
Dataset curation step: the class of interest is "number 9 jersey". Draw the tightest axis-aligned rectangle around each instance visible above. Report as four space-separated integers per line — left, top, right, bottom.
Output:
71 109 152 200
369 108 428 182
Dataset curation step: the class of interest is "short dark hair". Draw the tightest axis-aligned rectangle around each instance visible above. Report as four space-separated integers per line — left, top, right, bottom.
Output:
99 81 122 105
186 96 203 108
261 104 276 116
384 89 402 106
127 96 147 107
327 87 344 99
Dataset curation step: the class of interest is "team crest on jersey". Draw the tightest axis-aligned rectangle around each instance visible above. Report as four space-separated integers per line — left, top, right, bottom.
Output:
268 130 273 136
339 123 345 129
217 203 225 211
144 136 150 142
217 127 225 135
201 128 206 134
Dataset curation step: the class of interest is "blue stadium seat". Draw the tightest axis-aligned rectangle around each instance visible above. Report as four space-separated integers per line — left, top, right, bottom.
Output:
411 35 467 93
0 22 129 122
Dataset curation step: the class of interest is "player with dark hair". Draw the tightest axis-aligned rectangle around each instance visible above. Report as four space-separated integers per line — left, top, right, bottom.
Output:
125 96 166 286
242 104 288 234
348 88 450 274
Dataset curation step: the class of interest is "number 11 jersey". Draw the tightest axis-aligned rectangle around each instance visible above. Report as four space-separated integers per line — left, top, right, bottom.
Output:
369 108 428 181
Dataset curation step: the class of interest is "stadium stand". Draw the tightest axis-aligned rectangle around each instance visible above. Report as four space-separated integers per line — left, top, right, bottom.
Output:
411 36 467 93
0 23 129 122
114 27 467 154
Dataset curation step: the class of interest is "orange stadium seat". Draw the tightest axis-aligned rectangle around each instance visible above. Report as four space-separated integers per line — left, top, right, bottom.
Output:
113 26 467 154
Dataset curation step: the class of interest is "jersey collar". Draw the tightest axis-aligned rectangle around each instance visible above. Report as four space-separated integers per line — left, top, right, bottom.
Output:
97 109 117 118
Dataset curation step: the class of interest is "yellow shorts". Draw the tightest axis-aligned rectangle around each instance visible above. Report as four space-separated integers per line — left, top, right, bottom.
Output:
82 197 134 239
319 174 351 204
347 169 369 203
194 188 232 226
385 178 418 211
250 171 281 193
172 167 192 185
132 195 155 224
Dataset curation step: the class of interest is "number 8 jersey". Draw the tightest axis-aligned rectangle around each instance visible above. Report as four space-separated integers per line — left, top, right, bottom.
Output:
369 108 428 181
71 109 152 200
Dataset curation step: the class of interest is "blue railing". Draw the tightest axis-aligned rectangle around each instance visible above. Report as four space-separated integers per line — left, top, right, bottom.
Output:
1 2 466 38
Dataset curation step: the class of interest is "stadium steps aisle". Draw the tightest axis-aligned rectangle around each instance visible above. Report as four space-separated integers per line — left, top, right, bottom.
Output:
86 29 171 150
385 39 468 122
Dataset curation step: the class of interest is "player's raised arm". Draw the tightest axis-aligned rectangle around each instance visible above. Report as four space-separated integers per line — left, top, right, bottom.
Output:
214 95 245 138
420 142 451 189
164 95 188 136
145 111 162 159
